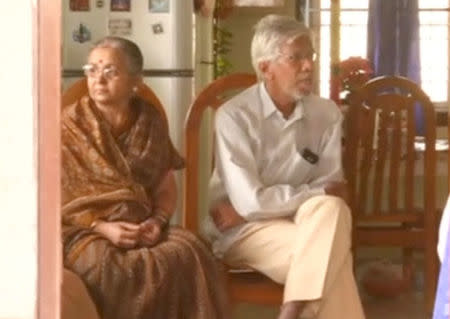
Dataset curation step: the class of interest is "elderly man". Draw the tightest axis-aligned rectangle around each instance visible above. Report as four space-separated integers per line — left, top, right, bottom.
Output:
206 14 365 319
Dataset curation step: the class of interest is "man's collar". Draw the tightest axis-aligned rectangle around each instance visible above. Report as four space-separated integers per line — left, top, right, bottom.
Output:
259 83 277 118
259 83 306 121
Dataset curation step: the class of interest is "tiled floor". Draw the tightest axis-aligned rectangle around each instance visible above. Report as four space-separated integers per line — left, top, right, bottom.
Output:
233 255 431 319
357 257 429 319
234 292 429 319
362 291 428 319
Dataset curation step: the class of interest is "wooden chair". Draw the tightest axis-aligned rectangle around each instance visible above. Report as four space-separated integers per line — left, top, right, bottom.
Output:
343 75 438 312
62 78 166 118
183 73 284 306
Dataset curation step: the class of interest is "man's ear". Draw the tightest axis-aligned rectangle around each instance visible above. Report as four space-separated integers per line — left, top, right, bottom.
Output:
258 60 272 81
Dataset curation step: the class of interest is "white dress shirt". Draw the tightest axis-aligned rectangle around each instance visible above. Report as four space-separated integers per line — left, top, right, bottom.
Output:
205 83 344 255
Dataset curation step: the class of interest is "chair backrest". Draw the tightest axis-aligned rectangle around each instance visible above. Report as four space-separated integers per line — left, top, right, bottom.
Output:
183 73 257 232
343 75 436 225
62 78 166 120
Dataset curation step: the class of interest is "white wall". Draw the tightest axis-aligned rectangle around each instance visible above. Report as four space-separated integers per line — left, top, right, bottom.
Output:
0 0 37 318
221 0 295 74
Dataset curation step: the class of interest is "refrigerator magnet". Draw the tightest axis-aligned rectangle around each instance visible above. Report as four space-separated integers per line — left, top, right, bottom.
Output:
70 0 90 11
149 0 170 13
72 23 91 43
108 18 132 36
151 23 164 34
111 0 131 11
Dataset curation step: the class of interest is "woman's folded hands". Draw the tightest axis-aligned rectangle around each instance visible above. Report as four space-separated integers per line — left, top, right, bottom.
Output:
92 218 165 248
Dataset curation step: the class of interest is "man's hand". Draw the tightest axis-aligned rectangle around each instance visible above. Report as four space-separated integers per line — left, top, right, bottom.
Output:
210 200 246 232
138 218 163 247
93 221 140 249
324 180 349 204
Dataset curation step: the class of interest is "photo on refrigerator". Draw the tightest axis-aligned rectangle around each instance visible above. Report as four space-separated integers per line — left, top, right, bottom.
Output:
111 0 131 11
70 0 90 11
149 0 170 13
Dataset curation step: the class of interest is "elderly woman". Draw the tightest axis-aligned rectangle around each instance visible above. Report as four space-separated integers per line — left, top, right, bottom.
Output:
62 37 227 319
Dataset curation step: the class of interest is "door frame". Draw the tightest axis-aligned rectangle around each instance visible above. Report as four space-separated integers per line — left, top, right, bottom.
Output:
36 1 61 319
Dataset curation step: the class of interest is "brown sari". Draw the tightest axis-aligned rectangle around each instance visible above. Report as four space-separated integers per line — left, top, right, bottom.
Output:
61 96 228 319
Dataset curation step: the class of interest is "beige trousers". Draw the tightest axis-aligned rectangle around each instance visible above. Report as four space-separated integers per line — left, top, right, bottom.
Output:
222 195 365 319
62 269 100 319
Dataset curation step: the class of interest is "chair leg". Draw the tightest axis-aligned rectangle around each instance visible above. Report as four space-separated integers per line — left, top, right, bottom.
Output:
424 247 438 314
402 248 414 282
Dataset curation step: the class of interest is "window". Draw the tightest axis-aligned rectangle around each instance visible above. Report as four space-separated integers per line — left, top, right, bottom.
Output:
419 1 449 104
311 0 449 106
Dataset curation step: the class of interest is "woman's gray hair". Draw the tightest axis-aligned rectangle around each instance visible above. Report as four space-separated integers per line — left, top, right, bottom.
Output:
251 14 313 80
90 36 144 75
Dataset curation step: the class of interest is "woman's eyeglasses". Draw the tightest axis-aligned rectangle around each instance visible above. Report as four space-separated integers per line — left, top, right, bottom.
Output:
82 64 120 80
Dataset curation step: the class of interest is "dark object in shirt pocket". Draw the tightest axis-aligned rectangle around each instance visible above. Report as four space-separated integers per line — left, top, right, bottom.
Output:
301 148 319 164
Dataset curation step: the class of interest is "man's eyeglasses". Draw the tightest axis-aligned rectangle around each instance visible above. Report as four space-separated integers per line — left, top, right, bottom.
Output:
278 50 317 64
82 64 120 80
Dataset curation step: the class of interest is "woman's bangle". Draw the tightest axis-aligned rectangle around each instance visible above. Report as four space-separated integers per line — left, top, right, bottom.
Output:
153 208 170 228
90 220 101 230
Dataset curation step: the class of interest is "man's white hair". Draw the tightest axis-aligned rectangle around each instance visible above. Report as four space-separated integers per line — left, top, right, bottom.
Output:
251 14 313 80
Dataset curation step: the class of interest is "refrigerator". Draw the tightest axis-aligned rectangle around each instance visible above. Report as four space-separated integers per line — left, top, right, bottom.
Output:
62 0 194 220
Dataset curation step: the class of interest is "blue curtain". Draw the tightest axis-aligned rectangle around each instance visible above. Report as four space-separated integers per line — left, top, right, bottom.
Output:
367 0 424 134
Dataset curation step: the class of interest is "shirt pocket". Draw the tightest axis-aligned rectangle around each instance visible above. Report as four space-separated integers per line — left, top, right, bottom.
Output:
288 150 316 185
260 147 315 186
